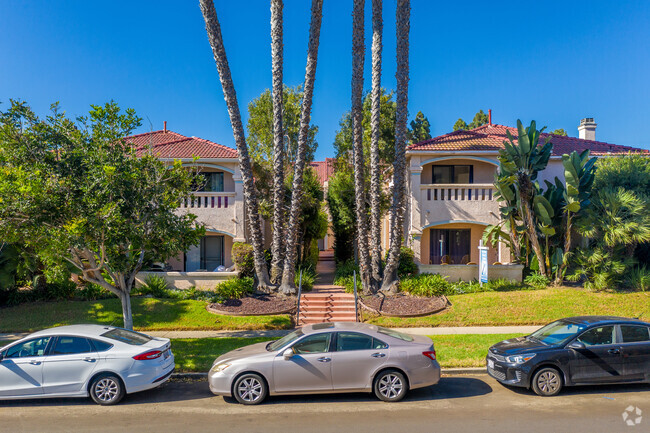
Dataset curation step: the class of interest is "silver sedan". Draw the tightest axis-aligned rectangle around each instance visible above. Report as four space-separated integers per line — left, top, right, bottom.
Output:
208 322 441 404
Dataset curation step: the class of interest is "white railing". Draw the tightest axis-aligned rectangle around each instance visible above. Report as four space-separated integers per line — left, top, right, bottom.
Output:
421 183 495 201
179 192 237 209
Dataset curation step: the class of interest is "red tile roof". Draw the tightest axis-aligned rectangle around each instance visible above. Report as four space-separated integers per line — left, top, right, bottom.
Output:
409 123 648 156
126 130 238 159
309 158 336 185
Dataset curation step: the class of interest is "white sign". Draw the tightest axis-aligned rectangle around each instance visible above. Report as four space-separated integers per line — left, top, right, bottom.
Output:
479 242 488 284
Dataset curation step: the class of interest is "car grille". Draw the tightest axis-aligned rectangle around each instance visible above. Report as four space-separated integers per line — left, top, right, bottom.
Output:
488 366 506 381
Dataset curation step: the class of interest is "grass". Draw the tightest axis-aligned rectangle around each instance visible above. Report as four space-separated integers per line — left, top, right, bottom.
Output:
171 337 272 372
431 334 521 368
0 298 292 333
365 287 650 327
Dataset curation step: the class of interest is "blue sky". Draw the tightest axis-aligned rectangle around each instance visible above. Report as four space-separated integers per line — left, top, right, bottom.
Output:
2 1 650 160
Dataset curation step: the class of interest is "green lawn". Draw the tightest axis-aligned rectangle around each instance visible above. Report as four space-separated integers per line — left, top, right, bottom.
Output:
366 287 650 327
0 298 292 333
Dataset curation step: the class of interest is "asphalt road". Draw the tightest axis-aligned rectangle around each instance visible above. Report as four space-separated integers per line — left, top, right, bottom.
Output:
1 375 648 433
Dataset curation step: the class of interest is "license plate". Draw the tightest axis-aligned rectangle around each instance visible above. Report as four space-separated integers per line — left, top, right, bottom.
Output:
487 359 494 369
163 349 170 359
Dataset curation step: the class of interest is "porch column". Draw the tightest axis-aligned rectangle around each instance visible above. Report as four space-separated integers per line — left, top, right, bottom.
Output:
408 155 423 263
233 166 246 243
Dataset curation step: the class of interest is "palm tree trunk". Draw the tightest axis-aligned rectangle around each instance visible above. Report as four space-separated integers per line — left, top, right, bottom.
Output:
381 0 410 293
270 0 285 284
351 0 372 293
369 0 383 293
521 196 547 276
279 0 324 295
200 0 272 290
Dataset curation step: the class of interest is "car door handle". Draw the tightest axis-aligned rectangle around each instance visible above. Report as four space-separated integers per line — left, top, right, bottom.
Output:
371 353 386 358
608 348 620 355
317 357 331 363
84 357 96 362
29 360 41 365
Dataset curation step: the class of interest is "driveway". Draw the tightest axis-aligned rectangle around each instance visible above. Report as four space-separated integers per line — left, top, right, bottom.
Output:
1 375 647 433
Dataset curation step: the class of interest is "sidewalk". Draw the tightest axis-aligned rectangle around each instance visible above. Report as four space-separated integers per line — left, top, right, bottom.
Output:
0 325 539 341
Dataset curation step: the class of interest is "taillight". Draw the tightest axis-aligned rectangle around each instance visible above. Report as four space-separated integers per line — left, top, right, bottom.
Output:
133 350 162 361
422 350 436 360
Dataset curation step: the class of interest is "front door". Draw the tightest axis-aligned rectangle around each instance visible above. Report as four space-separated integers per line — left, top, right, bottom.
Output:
0 336 50 397
273 332 333 393
42 336 99 394
330 332 388 390
568 325 625 383
619 325 650 381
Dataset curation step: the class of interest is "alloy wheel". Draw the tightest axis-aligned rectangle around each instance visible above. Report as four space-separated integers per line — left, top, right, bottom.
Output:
537 371 560 394
237 377 263 403
378 374 403 400
94 378 119 403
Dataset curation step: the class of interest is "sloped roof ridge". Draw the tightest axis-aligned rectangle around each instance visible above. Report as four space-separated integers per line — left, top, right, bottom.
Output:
408 128 488 149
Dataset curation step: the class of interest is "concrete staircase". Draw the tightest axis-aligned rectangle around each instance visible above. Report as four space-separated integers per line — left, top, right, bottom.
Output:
297 292 357 325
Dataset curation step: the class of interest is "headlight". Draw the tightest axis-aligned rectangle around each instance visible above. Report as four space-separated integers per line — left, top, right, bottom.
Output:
210 363 231 373
505 354 536 364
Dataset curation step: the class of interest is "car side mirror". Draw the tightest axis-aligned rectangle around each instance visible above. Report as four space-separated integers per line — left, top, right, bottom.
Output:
0 353 4 362
282 348 294 360
567 341 585 350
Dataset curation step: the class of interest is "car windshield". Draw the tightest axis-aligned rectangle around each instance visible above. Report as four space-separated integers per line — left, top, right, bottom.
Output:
529 320 587 345
377 326 414 342
101 328 153 345
267 329 303 351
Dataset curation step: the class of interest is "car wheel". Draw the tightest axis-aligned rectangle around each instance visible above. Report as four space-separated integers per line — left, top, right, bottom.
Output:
531 367 563 397
233 373 267 405
374 370 408 402
90 374 125 405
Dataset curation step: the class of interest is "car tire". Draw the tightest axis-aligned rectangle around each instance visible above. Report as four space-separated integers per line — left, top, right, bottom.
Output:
89 374 125 405
233 373 268 405
373 370 408 402
531 367 563 397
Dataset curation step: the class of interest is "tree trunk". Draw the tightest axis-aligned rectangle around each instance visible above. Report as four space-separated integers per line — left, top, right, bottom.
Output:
119 291 134 330
381 0 410 293
368 0 383 293
200 0 272 290
507 216 521 263
351 0 372 293
278 0 324 295
521 197 547 277
555 212 571 285
270 0 285 285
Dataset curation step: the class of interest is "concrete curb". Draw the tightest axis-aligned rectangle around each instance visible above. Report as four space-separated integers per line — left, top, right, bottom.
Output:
170 368 487 380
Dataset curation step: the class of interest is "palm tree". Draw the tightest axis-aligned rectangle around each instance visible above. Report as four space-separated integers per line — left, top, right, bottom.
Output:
199 0 272 290
381 0 410 292
270 0 285 284
278 0 324 295
369 0 383 292
351 0 372 292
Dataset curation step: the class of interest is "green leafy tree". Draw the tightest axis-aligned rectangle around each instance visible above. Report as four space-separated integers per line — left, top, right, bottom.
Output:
468 109 489 129
551 128 568 136
0 101 204 329
408 111 431 144
327 167 356 263
453 118 468 131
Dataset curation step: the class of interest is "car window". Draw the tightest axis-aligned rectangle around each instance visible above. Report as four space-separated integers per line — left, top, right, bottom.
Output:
337 332 374 351
530 320 587 345
268 329 303 352
620 325 650 343
293 333 331 354
377 327 413 342
89 339 114 352
52 336 94 355
5 337 51 358
577 326 616 346
101 328 152 345
373 338 388 349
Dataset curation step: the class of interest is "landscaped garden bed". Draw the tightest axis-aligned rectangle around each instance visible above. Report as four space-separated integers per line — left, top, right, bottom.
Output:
359 293 449 317
207 294 296 316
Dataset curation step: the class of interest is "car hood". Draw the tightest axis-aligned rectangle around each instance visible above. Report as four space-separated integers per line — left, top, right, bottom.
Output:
213 341 274 365
490 336 559 356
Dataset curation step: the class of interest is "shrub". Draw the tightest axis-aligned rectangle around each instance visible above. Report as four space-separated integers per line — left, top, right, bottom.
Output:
626 266 650 292
135 274 171 298
397 247 418 278
449 280 485 295
295 266 316 292
214 277 254 301
336 275 356 294
484 278 522 292
399 273 451 297
524 273 550 290
78 282 113 301
335 259 358 280
232 242 255 278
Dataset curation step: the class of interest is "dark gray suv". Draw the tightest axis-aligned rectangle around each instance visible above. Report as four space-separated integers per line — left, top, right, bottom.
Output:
487 316 650 396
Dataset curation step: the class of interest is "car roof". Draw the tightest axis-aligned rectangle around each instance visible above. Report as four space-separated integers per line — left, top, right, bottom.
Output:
27 324 118 338
563 316 649 326
300 322 383 334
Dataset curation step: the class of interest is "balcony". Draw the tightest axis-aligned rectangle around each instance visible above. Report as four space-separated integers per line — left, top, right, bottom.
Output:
179 191 236 209
418 183 500 226
177 192 238 235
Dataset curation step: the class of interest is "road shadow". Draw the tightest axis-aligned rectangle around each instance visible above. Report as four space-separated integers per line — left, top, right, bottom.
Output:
498 380 650 397
224 376 493 405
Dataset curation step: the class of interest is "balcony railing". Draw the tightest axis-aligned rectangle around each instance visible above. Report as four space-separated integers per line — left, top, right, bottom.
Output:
421 184 495 201
180 192 236 209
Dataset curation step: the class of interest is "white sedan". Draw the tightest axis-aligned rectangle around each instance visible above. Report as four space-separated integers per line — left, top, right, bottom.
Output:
0 324 174 405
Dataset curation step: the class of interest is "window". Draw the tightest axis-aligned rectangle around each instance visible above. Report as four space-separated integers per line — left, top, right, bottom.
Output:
530 320 587 345
377 327 413 342
292 333 332 354
101 328 152 345
621 325 650 343
430 229 471 264
268 329 304 352
90 339 114 352
5 337 51 358
432 165 473 184
577 326 616 346
337 333 373 351
201 236 224 271
198 172 224 192
52 337 94 355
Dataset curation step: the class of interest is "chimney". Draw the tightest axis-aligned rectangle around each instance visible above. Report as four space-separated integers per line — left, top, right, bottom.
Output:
163 121 167 133
578 118 596 141
488 109 492 125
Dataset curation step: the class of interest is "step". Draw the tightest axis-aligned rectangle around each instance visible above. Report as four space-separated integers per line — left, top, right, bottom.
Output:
299 306 356 312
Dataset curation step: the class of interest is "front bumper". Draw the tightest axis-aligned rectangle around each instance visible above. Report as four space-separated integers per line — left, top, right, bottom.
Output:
486 355 530 388
208 370 233 396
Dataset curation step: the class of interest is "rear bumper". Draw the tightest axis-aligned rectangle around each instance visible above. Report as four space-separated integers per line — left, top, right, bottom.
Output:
124 354 175 394
408 360 441 390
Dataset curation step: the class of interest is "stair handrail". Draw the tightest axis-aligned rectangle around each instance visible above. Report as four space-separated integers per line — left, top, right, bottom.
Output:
296 269 303 326
353 270 358 322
